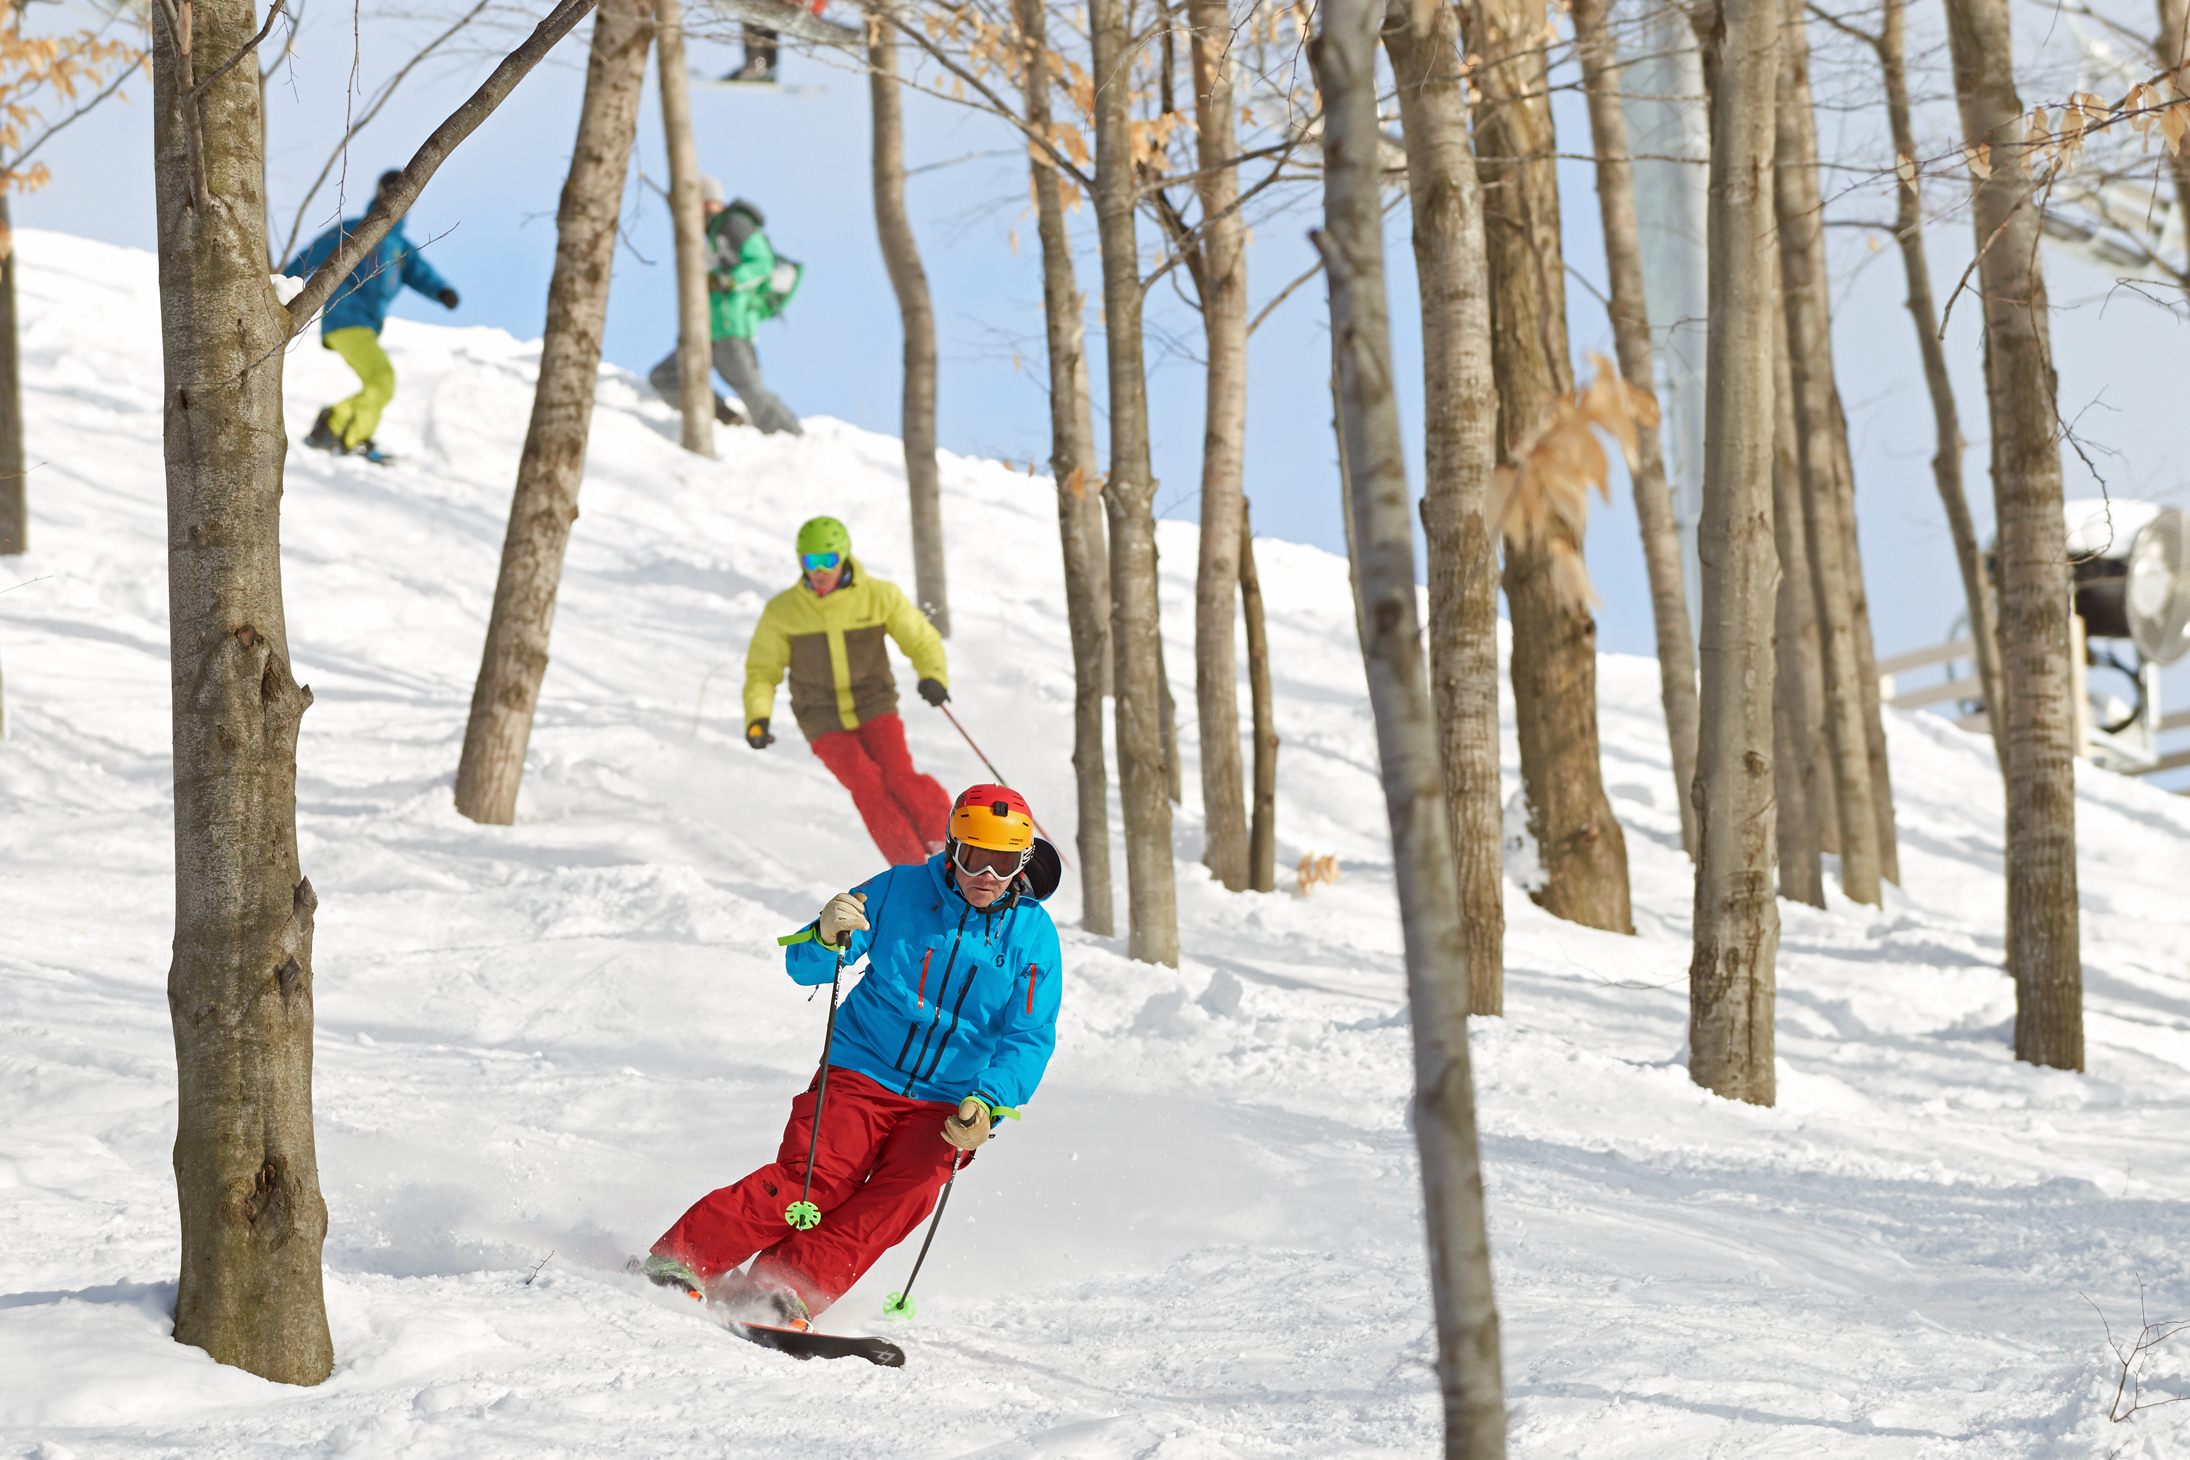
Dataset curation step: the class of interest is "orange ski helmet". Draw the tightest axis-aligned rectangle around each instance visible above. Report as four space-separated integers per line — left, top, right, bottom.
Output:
949 784 1034 853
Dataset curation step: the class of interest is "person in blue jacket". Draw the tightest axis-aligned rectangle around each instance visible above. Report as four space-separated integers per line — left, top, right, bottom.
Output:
281 169 459 461
637 784 1064 1326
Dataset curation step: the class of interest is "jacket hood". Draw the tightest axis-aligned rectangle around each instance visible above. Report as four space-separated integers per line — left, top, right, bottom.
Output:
925 838 1061 908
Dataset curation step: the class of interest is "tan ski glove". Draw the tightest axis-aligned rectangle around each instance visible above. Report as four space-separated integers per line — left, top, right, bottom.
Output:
816 891 868 946
942 1097 991 1150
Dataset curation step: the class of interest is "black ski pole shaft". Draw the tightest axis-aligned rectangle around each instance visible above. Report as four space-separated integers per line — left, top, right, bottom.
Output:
884 1169 957 1318
786 934 847 1229
937 704 1069 864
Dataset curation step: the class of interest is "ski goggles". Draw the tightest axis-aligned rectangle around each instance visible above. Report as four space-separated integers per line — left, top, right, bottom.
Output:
951 840 1030 880
801 551 842 573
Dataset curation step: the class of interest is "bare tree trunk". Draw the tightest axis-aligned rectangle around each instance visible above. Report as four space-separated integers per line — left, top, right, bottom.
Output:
1186 0 1250 891
869 27 948 636
2161 0 2190 263
1314 2 1507 1447
1942 0 2082 1069
0 195 22 558
656 0 714 458
1020 0 1114 934
1093 0 1178 965
1385 0 1504 1015
1771 299 1825 908
1772 0 1881 906
454 0 653 825
1158 624 1182 804
1468 0 1632 935
1689 0 1782 1106
1832 387 1897 884
1867 0 2001 765
152 0 331 1384
1574 0 1700 863
1241 497 1277 893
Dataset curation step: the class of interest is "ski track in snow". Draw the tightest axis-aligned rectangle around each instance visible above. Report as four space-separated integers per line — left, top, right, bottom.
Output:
4 230 2190 1458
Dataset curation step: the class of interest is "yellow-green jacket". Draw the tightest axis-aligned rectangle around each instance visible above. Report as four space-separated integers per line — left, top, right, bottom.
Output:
744 558 948 741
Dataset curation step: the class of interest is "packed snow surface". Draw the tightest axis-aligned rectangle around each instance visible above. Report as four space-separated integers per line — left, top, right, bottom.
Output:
5 229 2190 1459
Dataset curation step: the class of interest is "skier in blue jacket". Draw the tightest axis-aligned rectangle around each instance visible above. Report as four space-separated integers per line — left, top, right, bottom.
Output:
281 169 459 461
639 784 1064 1326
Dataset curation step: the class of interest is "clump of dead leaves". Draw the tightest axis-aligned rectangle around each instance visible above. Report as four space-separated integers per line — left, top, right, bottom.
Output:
1296 853 1340 896
1488 353 1661 609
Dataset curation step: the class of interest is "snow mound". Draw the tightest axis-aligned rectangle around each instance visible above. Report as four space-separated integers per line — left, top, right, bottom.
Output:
5 228 2190 1457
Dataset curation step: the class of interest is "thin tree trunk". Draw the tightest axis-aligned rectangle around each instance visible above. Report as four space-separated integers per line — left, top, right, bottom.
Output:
1158 625 1182 804
1314 1 1507 1447
1772 297 1825 908
152 0 331 1384
656 0 714 458
1942 0 2082 1069
2161 0 2190 269
1385 0 1504 1015
1832 386 1898 883
1093 0 1178 966
1241 496 1277 893
1574 0 1700 863
454 0 653 825
1468 0 1632 935
1019 0 1114 935
869 26 948 636
1872 0 2001 766
0 195 22 557
1187 0 1250 891
1773 0 1881 906
1689 0 1782 1107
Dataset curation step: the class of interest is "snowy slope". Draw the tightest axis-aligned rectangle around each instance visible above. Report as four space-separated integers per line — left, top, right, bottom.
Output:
4 228 2190 1459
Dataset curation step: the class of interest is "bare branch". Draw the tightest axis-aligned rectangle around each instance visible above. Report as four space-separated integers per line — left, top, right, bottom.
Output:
188 0 285 101
285 0 600 335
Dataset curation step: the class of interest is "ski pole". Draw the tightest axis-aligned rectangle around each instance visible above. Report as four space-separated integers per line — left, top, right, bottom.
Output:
784 932 848 1231
880 1167 959 1321
937 703 1068 860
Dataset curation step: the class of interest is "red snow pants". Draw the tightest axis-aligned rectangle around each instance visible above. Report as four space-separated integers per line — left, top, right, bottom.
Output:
652 1067 967 1317
806 712 949 866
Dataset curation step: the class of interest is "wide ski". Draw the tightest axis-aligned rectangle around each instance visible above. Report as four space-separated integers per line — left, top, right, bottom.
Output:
724 1318 905 1367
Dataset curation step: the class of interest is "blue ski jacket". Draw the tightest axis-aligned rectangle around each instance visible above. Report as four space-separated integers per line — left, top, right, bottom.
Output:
781 848 1063 1113
282 218 453 337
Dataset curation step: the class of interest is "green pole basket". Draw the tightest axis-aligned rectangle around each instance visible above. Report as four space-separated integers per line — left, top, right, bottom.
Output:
881 1291 915 1321
783 1200 821 1231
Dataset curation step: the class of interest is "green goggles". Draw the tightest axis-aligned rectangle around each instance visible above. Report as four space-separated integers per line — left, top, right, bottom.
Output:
801 552 842 572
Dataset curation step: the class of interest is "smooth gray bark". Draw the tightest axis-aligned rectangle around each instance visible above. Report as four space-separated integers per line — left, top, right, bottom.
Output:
656 0 715 458
1771 299 1825 909
1241 497 1277 894
870 29 948 636
1187 0 1250 891
1574 0 1700 862
1092 0 1178 965
454 0 653 824
1384 0 1504 1015
1315 0 1507 1447
1943 0 2082 1069
1018 0 1114 934
1688 0 1783 1108
1773 0 1881 906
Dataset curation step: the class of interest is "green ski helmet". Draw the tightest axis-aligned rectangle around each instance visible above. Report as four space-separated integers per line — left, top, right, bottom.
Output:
796 516 851 568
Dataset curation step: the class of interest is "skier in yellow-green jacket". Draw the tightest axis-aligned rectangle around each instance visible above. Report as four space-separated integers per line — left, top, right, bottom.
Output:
745 516 951 864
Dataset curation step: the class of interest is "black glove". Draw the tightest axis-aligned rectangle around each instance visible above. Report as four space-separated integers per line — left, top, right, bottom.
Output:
746 718 775 750
437 288 459 310
917 677 950 708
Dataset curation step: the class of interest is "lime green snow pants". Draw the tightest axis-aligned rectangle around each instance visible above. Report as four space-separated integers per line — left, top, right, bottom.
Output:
323 326 396 448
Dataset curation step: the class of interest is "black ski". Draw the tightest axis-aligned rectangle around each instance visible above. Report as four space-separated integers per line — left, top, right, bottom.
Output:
725 1319 905 1367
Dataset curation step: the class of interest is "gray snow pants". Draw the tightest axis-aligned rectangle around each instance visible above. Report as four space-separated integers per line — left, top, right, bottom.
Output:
649 336 803 437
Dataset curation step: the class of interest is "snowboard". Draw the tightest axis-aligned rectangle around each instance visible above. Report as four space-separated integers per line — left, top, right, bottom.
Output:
724 1317 906 1367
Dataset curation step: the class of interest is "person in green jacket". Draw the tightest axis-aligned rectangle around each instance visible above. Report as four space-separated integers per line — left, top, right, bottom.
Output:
648 182 803 436
745 517 952 864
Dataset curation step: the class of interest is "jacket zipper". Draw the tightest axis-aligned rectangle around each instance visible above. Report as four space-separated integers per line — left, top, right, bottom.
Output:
903 906 970 1093
919 905 1011 1084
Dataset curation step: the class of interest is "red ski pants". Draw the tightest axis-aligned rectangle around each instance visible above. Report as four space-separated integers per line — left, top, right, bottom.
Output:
807 712 949 866
653 1067 966 1317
